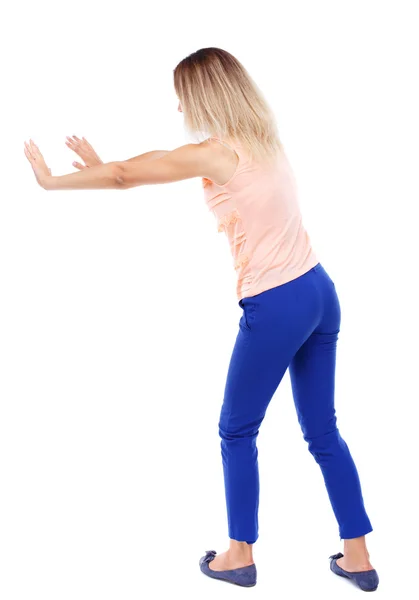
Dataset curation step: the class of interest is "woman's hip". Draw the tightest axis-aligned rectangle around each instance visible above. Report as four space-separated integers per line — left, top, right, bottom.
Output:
239 263 340 334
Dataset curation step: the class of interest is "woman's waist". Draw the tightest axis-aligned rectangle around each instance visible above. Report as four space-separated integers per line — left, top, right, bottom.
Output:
237 255 322 304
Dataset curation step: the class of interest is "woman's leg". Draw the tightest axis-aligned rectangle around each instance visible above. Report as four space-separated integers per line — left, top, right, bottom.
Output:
209 317 291 570
289 267 374 569
209 273 322 571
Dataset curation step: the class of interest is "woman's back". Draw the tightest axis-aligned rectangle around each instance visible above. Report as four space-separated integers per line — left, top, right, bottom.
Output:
203 137 318 300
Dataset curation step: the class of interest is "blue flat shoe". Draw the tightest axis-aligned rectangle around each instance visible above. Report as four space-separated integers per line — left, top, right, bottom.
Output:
329 552 379 592
199 550 257 587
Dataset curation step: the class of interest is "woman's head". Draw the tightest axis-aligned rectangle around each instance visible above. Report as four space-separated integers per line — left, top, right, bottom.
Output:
174 47 283 162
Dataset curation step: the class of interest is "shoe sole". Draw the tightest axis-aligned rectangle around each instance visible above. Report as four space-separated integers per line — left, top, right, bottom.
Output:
204 575 256 587
332 567 378 592
200 564 256 587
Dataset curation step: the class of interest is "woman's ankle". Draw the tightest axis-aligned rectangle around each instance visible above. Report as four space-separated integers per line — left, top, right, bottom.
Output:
342 536 373 569
229 539 254 562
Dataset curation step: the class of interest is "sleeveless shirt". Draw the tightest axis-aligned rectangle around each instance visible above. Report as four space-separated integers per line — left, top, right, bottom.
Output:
202 137 318 301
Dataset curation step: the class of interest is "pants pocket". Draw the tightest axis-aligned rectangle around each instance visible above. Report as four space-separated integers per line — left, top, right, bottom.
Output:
239 298 256 332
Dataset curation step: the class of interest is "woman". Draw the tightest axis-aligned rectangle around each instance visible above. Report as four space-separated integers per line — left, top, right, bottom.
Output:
24 47 378 592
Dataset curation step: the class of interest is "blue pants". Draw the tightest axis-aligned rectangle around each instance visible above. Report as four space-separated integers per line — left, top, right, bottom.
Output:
219 263 373 544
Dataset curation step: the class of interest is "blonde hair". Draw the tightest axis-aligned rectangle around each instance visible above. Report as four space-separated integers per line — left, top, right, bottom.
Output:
173 47 283 163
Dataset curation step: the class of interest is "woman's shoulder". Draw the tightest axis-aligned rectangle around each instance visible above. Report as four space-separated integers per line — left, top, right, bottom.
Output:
199 137 242 187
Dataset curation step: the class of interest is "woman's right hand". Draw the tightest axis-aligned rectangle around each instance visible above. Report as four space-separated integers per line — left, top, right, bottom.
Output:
65 136 103 169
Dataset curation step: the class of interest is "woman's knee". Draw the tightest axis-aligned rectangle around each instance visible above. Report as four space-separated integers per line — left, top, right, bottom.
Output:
305 426 344 462
218 419 261 442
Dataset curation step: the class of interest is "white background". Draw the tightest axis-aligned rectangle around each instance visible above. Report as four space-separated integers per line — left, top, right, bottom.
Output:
1 1 418 598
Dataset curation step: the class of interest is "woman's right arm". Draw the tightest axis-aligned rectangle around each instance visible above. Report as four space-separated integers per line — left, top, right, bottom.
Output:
65 136 169 169
125 150 169 162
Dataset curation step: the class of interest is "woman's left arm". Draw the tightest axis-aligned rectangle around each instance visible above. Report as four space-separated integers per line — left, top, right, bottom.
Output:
43 143 209 191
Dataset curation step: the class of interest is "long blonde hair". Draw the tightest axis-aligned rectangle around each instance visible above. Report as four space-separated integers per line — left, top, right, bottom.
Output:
173 47 283 163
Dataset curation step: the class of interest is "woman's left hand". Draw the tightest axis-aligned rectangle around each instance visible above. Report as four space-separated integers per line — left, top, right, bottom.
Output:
24 139 52 188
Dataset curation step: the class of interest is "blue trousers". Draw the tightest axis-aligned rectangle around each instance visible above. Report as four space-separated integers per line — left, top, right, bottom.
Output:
219 263 373 544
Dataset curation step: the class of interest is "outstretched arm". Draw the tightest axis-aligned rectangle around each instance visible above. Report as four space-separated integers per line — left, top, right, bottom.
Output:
125 150 170 163
65 136 169 169
43 143 208 191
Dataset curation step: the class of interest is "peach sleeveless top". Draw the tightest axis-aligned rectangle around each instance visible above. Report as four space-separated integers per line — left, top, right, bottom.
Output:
202 137 318 301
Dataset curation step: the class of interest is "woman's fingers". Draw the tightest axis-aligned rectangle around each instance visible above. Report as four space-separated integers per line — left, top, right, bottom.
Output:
24 140 32 156
65 140 77 153
66 137 86 161
72 161 86 170
24 139 51 184
25 139 41 162
81 137 94 150
66 135 89 154
24 142 33 162
66 135 85 146
66 136 78 149
29 139 39 158
65 135 101 166
66 135 82 147
30 139 41 155
29 139 47 163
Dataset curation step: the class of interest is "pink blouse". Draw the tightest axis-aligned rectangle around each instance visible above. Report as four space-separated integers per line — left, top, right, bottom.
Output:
202 137 318 301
